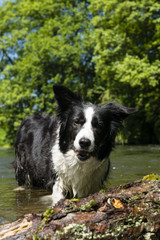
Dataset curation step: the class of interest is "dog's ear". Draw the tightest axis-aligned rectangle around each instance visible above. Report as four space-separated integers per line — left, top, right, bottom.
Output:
53 85 83 111
107 102 138 120
97 103 137 160
102 102 137 131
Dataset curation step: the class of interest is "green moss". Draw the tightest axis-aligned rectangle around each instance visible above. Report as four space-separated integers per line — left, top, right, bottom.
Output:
34 208 55 239
80 204 91 211
65 200 78 212
89 199 97 207
33 235 38 240
42 208 55 218
142 174 160 181
79 200 97 212
99 189 105 193
56 215 145 239
65 198 97 212
70 198 80 202
105 216 144 239
56 223 93 240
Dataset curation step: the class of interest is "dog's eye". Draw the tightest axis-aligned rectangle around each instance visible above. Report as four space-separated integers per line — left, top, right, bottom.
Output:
74 120 80 125
73 119 85 126
74 119 81 126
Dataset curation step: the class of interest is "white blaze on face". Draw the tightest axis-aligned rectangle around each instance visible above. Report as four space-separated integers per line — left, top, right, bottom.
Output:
74 107 95 151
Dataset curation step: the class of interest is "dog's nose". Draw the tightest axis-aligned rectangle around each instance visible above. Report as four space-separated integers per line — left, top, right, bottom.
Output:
79 138 91 149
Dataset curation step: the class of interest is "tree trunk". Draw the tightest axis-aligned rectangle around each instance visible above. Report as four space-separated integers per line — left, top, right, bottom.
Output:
0 175 160 240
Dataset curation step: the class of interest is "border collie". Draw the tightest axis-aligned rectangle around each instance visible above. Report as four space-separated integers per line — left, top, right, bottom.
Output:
14 85 137 203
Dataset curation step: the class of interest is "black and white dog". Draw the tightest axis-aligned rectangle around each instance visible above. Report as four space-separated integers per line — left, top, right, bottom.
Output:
14 85 137 203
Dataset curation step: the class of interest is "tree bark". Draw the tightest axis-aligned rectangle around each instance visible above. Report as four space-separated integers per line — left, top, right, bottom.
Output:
0 176 160 240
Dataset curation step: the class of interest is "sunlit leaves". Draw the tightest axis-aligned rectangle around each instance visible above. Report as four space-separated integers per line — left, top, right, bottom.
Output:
0 0 160 145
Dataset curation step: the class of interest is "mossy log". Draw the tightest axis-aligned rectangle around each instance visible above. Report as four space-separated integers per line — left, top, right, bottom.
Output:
0 175 160 240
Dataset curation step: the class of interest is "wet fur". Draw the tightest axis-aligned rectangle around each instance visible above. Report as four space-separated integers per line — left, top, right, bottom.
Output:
14 85 137 203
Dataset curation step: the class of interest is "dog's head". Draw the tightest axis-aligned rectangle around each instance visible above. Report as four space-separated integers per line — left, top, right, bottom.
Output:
53 85 137 161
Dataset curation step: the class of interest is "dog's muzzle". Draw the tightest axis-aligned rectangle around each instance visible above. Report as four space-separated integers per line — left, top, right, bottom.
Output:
75 150 91 161
75 137 93 161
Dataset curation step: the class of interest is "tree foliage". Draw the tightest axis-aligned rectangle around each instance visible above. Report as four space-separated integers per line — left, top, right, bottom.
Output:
0 0 160 145
89 0 160 144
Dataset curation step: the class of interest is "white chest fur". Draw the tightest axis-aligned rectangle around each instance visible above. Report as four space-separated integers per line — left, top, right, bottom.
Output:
51 133 109 203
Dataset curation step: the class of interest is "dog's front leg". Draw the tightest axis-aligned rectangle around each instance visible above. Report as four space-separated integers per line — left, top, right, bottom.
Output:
52 178 64 204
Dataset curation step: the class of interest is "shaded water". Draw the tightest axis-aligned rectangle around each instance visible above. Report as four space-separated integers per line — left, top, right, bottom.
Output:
0 145 160 225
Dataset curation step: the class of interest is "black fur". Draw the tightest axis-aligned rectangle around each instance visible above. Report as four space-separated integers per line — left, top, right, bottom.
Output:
14 113 58 189
14 85 137 192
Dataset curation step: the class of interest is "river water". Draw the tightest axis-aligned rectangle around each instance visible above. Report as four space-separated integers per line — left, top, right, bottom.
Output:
0 145 160 225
